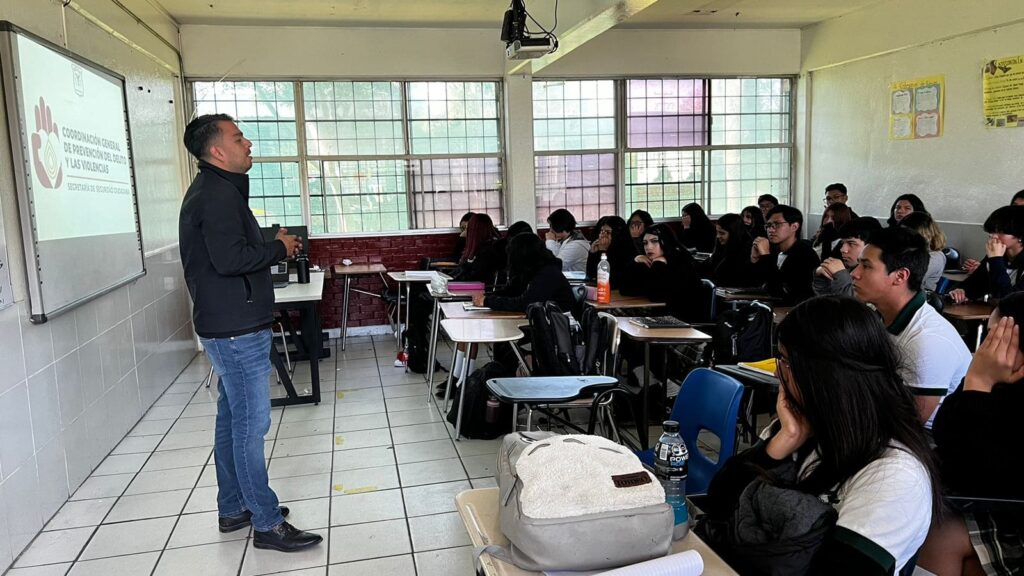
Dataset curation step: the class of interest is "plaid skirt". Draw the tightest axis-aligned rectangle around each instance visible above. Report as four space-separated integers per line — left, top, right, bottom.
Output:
966 512 1024 575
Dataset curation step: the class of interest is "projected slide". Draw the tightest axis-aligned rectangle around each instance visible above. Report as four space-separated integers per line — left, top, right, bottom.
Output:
17 33 137 242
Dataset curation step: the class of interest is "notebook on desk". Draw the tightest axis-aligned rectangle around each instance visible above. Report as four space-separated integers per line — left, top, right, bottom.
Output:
629 316 690 329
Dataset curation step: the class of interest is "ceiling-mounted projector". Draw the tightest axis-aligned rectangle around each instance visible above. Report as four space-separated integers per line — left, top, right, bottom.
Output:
506 37 557 60
501 0 558 60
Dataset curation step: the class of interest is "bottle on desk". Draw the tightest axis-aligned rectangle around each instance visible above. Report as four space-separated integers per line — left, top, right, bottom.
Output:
654 420 690 540
596 253 611 304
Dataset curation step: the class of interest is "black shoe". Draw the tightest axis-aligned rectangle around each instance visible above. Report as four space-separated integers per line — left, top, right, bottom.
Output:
253 521 323 552
218 506 290 533
434 384 448 398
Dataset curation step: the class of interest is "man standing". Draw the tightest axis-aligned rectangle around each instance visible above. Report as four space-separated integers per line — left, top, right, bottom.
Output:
813 217 882 296
751 205 819 305
850 227 971 429
179 114 321 552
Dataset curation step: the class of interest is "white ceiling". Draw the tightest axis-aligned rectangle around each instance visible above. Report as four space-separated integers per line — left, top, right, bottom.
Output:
152 0 884 29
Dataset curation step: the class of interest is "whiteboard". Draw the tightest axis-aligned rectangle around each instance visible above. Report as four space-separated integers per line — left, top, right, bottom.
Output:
0 22 145 323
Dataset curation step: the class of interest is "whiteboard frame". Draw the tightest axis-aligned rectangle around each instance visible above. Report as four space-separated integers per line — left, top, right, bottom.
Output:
0 21 145 324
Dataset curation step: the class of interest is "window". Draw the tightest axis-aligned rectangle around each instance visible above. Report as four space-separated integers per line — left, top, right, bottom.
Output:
532 80 617 223
531 77 793 224
191 79 505 235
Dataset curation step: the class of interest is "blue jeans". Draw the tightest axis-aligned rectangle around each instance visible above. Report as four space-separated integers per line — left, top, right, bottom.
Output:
201 329 284 532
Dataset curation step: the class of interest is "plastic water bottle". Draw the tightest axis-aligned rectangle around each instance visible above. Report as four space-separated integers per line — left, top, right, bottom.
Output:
654 420 689 540
596 253 611 304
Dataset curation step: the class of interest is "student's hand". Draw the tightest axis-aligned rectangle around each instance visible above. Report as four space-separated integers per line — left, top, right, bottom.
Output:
751 237 771 262
949 288 968 304
986 237 1007 258
545 230 557 242
629 221 645 238
965 316 1024 392
814 265 833 280
275 228 302 258
963 258 981 273
634 255 652 267
591 237 610 252
766 385 811 460
472 293 486 306
821 257 845 277
651 256 668 265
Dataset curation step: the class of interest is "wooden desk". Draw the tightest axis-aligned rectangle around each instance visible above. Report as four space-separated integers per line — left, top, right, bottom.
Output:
333 263 388 350
617 320 712 449
456 487 738 576
586 290 667 310
438 301 527 320
272 271 325 406
942 301 994 321
942 270 969 283
440 319 528 439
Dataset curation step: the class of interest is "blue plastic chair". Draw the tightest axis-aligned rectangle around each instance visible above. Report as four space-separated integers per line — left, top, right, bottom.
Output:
638 368 745 495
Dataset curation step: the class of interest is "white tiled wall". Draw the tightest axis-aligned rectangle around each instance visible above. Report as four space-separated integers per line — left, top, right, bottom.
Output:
0 251 195 572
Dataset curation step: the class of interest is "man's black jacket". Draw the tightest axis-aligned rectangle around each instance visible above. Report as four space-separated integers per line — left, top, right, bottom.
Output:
179 161 286 338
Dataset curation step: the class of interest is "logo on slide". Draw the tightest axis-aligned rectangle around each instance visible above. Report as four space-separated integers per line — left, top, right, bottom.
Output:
73 64 85 97
30 97 64 190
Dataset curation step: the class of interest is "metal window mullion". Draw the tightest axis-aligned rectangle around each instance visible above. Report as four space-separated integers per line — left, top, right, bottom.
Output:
400 81 417 230
293 80 313 231
616 78 627 218
496 80 508 225
703 78 713 209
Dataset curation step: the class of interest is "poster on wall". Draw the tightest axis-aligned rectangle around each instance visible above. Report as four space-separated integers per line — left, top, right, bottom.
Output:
983 54 1024 128
889 75 944 140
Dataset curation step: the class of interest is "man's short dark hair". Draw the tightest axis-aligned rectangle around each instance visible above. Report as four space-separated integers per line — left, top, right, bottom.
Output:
984 205 1024 239
547 208 577 233
757 194 779 206
867 227 929 292
825 183 848 195
1011 189 1024 205
766 204 803 228
838 217 882 242
184 113 234 161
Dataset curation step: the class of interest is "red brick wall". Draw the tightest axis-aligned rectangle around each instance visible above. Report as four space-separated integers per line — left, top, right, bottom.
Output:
309 233 459 329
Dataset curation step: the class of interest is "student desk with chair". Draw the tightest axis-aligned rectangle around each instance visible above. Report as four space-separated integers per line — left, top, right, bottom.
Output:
586 290 667 311
270 271 326 406
387 270 452 355
457 487 739 576
616 320 712 450
332 263 388 351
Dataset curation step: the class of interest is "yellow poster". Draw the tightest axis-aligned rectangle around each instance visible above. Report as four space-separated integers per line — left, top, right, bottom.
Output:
889 75 944 140
983 55 1024 128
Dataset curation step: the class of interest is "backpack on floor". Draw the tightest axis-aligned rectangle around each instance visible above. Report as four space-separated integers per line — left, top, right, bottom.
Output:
706 302 774 365
445 361 513 439
526 302 612 376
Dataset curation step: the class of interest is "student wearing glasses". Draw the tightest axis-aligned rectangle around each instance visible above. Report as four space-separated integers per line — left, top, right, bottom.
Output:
757 194 779 218
751 205 820 305
822 183 859 217
703 296 939 575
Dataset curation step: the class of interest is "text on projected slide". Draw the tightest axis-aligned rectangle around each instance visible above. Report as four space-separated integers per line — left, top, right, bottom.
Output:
18 33 137 242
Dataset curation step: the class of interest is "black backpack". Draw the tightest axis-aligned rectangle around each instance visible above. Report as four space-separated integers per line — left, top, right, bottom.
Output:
706 302 774 365
525 302 612 376
445 361 514 439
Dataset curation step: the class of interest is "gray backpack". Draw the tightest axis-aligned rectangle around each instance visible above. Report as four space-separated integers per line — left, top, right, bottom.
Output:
490 431 674 572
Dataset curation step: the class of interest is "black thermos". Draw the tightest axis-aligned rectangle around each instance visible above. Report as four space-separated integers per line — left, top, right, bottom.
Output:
296 256 310 284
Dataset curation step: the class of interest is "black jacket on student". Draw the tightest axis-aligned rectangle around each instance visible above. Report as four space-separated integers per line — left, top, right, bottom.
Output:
754 240 820 306
957 251 1024 300
701 245 761 288
585 243 636 290
179 161 286 338
453 238 507 286
620 254 706 322
484 261 574 312
680 227 716 254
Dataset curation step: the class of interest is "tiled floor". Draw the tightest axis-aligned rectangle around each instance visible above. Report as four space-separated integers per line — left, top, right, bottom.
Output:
5 334 494 576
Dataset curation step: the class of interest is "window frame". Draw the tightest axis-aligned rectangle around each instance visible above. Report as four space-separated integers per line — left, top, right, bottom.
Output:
186 77 509 238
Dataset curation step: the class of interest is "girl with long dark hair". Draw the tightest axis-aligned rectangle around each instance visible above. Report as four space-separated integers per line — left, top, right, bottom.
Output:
680 202 716 253
887 193 927 227
586 215 635 288
813 203 853 261
619 224 705 321
704 296 940 575
702 213 759 287
452 213 503 283
742 205 767 238
627 209 654 254
475 233 574 312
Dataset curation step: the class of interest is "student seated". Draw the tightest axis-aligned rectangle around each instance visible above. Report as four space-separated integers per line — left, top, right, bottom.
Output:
823 182 859 218
949 205 1024 304
887 193 927 227
627 209 654 255
757 194 779 218
619 224 704 321
585 215 635 288
812 202 852 261
451 213 505 284
701 213 759 288
475 233 574 313
703 296 939 575
450 211 475 262
680 202 716 253
741 205 767 238
851 227 972 428
813 217 882 297
1012 189 1024 206
918 294 1024 576
544 208 590 272
898 211 947 292
751 205 820 305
